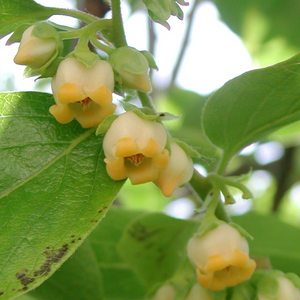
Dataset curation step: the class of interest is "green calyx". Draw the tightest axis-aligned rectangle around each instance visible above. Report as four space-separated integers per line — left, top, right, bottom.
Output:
109 46 149 75
142 0 189 29
6 23 32 45
170 137 200 158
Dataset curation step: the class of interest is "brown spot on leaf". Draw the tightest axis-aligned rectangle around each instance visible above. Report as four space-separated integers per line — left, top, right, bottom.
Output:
33 244 69 277
98 210 103 213
0 292 4 296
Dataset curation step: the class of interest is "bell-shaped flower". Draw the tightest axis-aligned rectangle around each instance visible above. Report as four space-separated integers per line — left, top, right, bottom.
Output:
184 284 215 300
109 46 151 92
151 285 176 300
103 111 169 184
187 223 256 291
14 25 58 70
49 57 116 128
155 142 193 197
258 275 300 300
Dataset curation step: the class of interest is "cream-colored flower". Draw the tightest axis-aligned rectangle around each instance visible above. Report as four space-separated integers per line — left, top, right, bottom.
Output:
108 46 151 92
187 223 256 291
49 57 116 128
14 25 57 69
258 276 300 300
184 284 214 300
103 111 169 184
152 285 176 300
155 142 193 197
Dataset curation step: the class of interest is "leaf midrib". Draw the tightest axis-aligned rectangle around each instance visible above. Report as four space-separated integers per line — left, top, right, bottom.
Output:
0 127 96 199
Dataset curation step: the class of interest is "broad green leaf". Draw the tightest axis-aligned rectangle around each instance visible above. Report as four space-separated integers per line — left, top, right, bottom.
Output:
203 52 300 163
17 208 146 300
0 0 56 39
117 212 199 287
233 212 300 276
0 92 124 300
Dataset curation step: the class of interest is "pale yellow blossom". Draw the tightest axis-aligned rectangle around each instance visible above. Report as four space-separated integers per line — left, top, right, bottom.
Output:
14 25 57 69
155 142 193 197
258 276 300 300
103 111 169 184
187 223 256 291
49 57 115 128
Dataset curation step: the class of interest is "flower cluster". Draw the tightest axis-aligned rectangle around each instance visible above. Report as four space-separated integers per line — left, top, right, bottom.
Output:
12 24 194 197
187 223 256 291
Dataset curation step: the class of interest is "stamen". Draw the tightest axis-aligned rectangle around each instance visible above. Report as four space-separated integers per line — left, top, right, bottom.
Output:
76 97 92 110
125 153 145 166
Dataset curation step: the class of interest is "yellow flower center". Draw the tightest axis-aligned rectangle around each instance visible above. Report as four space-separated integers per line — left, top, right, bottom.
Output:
124 153 145 166
77 97 92 110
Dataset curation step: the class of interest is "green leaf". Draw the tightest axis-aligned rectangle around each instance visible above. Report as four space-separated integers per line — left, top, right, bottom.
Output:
233 212 300 276
0 0 55 39
0 92 124 300
17 208 146 300
203 52 300 162
117 212 199 288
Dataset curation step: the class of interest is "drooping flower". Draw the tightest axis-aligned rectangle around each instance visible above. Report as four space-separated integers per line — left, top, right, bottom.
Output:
258 274 300 300
152 285 176 300
49 57 116 128
155 142 193 197
103 111 169 184
187 223 256 291
108 46 151 92
184 283 215 300
14 24 58 70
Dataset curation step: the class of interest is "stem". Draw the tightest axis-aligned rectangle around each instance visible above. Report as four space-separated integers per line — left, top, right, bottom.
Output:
51 7 100 23
111 0 127 47
168 0 201 90
90 36 114 54
189 169 231 222
189 169 212 201
216 152 230 175
137 91 156 110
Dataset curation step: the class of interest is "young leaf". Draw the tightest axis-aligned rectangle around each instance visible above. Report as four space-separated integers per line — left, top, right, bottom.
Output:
117 212 199 287
203 52 300 161
0 0 55 39
0 92 124 300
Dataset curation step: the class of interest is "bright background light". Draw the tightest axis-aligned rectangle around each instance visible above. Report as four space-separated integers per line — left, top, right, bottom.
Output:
0 0 252 96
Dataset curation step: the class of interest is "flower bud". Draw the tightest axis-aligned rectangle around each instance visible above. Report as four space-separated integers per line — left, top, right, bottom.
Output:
109 46 151 92
49 57 115 128
185 284 214 300
103 111 169 184
187 223 256 291
155 142 193 197
152 285 176 300
258 274 300 300
14 24 58 69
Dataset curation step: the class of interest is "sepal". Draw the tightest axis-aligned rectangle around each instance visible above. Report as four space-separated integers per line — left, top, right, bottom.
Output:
171 137 200 158
69 50 100 68
140 50 159 70
142 0 189 29
6 23 32 45
122 102 160 121
96 114 119 135
228 222 254 240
